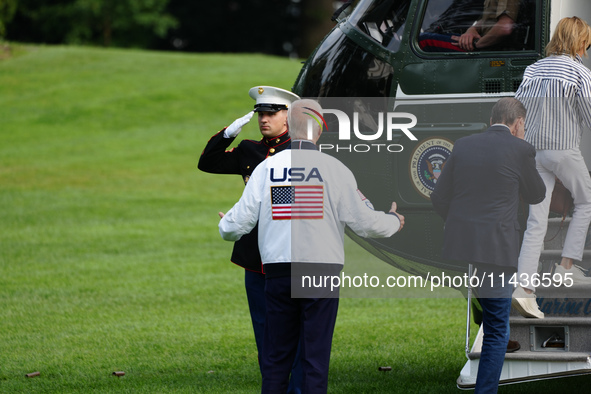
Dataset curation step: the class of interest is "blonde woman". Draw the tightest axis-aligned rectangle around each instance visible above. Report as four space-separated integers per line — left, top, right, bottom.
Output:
513 16 591 319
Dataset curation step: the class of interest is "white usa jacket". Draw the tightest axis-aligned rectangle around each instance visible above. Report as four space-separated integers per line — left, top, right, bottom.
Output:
219 141 401 269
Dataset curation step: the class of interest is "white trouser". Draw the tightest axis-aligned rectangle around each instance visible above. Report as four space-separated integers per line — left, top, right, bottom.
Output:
518 147 591 290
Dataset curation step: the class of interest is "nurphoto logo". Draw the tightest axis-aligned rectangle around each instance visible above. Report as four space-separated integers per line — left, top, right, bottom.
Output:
308 102 418 153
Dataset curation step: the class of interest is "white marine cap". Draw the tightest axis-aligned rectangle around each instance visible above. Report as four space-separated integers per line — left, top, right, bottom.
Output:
248 86 300 112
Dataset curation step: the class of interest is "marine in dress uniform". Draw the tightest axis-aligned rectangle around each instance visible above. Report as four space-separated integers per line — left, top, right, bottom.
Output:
198 86 301 391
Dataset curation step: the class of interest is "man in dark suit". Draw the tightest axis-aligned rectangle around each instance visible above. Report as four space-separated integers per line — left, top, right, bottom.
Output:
430 97 545 394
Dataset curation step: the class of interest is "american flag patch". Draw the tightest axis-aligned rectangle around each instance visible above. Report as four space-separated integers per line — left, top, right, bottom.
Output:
271 185 324 220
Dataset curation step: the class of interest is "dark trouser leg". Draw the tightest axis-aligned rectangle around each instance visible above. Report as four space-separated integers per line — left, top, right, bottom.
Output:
245 270 266 373
287 343 303 394
262 276 300 393
475 272 512 394
299 297 339 394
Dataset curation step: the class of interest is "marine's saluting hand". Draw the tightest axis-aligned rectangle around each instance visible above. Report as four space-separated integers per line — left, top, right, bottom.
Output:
224 111 255 138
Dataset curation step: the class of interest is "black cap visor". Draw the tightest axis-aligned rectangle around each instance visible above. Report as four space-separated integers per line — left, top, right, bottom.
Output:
254 103 288 113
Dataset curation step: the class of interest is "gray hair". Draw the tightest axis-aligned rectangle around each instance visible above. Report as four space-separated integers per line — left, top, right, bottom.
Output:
490 97 526 126
287 99 323 141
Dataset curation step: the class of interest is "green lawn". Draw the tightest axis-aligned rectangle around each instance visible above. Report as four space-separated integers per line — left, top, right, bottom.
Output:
0 44 588 392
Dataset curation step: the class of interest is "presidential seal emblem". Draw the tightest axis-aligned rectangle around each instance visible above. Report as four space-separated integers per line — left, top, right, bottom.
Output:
409 137 453 199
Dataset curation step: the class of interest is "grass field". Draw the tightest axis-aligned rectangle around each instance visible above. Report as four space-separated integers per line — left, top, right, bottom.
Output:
1 44 589 393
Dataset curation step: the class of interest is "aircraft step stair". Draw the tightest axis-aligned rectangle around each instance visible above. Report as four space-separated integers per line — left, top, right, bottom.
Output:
458 217 591 388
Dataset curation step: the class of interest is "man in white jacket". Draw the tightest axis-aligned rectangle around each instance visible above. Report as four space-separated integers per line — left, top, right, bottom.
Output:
219 99 404 393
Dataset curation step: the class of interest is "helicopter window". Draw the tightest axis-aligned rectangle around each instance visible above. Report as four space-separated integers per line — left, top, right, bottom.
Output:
349 0 413 52
417 0 537 53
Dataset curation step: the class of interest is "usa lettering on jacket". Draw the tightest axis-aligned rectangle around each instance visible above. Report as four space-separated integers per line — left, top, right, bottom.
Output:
270 167 324 182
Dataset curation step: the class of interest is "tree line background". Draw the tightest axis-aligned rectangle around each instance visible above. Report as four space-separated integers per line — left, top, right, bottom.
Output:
0 0 341 58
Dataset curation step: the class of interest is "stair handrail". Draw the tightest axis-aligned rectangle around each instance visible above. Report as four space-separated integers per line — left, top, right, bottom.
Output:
465 264 473 359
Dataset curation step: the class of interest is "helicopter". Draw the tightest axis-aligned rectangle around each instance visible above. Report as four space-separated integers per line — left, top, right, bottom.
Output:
291 0 591 388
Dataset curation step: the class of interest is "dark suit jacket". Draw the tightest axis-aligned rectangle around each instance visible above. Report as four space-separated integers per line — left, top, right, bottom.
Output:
430 125 545 270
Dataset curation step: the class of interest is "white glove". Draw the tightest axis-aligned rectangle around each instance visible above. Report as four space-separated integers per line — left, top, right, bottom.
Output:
224 111 255 138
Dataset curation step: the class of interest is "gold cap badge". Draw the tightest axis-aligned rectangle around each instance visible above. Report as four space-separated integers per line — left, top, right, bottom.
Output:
258 87 264 95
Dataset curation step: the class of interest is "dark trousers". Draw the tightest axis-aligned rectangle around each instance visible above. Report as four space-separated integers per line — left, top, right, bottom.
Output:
245 270 303 393
261 276 339 394
245 270 267 365
474 270 513 394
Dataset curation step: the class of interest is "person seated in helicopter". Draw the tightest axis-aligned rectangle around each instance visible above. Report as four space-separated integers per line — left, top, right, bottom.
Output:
452 0 520 51
419 0 521 52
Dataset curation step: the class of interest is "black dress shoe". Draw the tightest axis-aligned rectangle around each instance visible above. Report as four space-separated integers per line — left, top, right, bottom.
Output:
542 333 565 348
506 340 521 353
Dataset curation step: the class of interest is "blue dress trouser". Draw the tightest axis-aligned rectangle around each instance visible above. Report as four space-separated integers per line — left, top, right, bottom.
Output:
261 276 338 394
245 270 267 366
